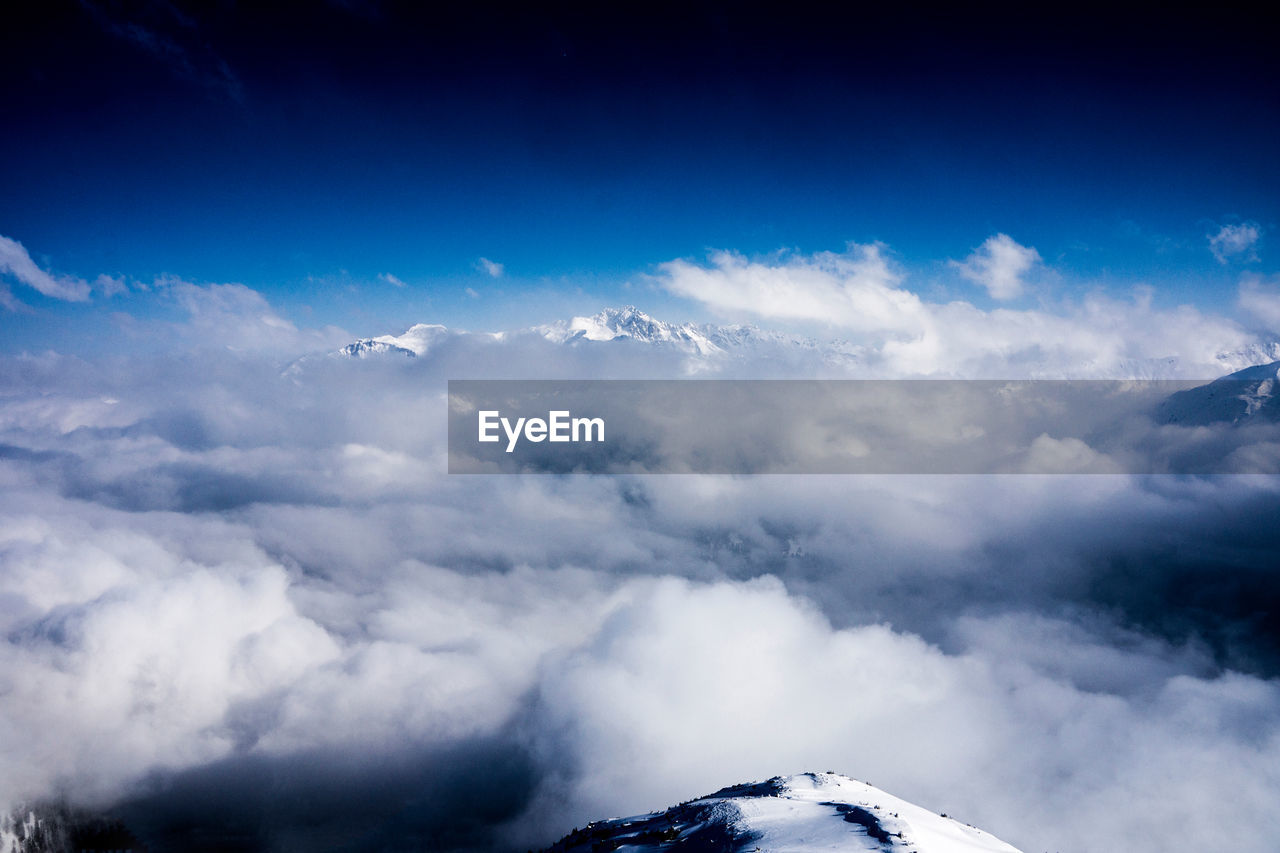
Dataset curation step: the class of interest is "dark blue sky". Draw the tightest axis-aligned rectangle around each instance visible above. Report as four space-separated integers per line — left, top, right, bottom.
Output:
2 1 1277 344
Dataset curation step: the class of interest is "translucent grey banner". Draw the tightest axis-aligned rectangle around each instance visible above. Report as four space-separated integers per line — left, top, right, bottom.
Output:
447 378 1280 474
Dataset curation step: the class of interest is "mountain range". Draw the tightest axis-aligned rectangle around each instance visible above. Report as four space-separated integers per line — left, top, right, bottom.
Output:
336 306 855 371
334 306 1280 379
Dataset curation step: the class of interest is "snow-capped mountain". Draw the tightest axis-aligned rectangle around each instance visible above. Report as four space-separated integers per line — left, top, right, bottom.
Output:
544 772 1022 853
535 307 867 369
339 323 449 358
1157 360 1280 425
1212 343 1280 376
537 305 726 355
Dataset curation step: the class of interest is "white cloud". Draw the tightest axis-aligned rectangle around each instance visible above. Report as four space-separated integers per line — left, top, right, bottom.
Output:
1210 222 1261 263
476 257 504 278
951 233 1042 300
0 500 339 804
378 272 406 288
660 243 926 334
0 234 92 307
465 286 480 298
659 244 1259 377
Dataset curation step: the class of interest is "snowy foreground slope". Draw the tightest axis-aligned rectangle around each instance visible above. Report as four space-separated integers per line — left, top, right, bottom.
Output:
544 773 1023 853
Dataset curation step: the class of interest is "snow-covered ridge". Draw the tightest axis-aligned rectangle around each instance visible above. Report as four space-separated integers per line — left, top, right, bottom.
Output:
544 772 1023 852
1158 360 1280 425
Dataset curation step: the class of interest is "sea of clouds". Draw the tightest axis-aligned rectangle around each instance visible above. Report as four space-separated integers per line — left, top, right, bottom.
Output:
3 237 1280 851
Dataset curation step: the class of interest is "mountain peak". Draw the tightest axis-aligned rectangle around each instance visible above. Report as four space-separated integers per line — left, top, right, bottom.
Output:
339 323 449 358
544 772 1022 852
542 306 723 355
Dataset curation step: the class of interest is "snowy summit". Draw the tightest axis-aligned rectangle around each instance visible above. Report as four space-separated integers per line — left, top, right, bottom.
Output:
544 772 1023 853
339 323 448 358
537 306 725 355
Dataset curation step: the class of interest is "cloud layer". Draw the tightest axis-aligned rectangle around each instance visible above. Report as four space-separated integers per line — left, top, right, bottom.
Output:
2 266 1280 851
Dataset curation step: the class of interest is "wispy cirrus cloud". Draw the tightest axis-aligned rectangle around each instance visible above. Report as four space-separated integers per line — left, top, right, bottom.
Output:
79 0 244 102
0 234 92 309
155 277 350 353
476 257 505 278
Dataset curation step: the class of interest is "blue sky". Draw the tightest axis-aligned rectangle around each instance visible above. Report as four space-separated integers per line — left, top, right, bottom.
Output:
2 2 1277 351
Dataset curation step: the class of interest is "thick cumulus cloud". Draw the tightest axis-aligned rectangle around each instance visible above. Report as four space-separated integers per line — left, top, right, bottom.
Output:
0 498 339 806
2 277 1280 852
516 578 1280 852
659 243 1272 377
